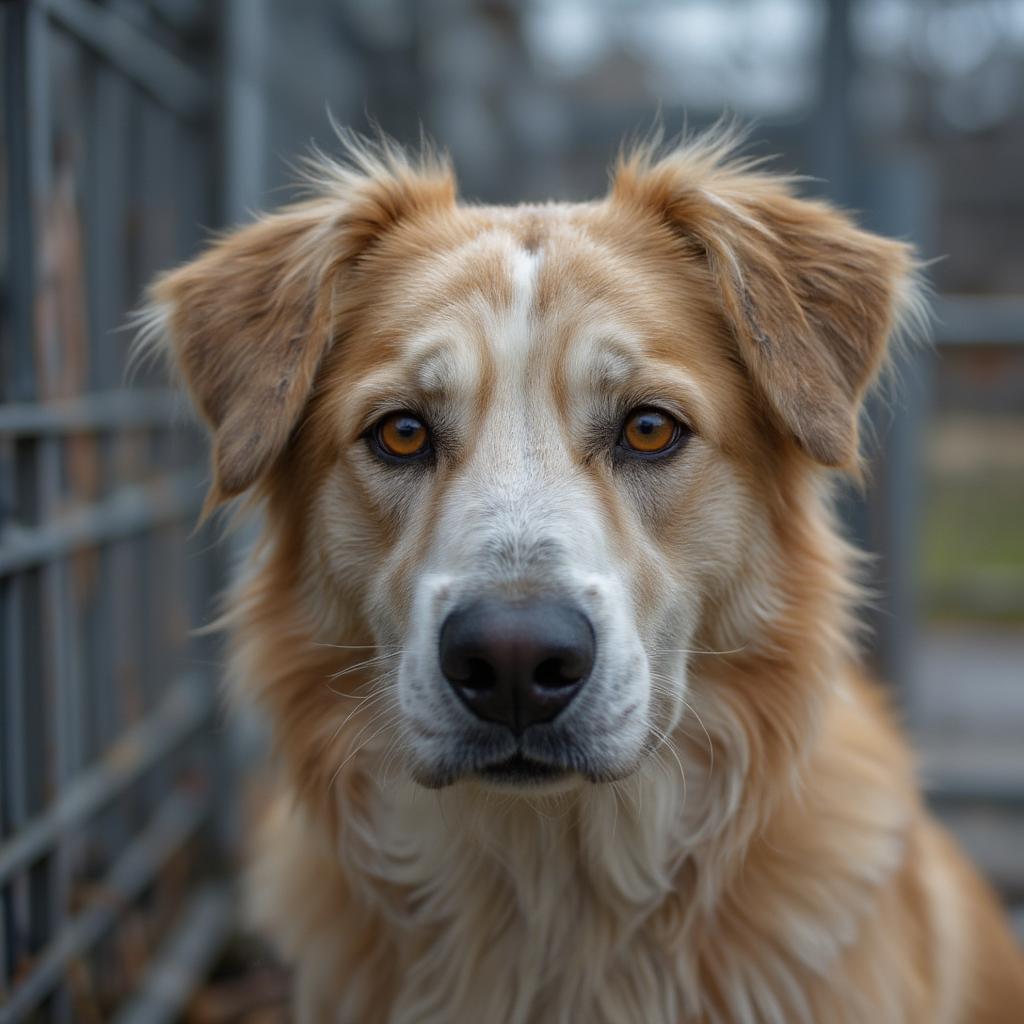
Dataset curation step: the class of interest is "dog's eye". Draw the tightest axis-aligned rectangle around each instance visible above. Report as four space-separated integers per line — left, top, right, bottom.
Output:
372 412 431 461
619 408 684 457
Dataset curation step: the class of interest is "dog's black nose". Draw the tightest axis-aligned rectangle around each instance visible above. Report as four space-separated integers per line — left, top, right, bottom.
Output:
439 599 594 733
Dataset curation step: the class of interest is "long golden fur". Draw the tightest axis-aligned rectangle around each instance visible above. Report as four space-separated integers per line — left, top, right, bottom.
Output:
143 130 1023 1022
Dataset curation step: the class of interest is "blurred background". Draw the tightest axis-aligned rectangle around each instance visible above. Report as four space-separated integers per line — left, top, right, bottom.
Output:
1 0 1022 1019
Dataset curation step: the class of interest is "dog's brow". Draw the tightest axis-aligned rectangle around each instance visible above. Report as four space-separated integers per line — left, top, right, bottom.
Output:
343 336 482 435
589 340 641 391
579 338 716 435
641 364 716 434
409 340 452 391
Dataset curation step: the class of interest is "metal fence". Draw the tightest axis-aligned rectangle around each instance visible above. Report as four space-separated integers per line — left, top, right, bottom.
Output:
1 2 231 1020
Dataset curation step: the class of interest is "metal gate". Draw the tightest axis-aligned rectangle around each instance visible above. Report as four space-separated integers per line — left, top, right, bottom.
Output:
1 2 231 1020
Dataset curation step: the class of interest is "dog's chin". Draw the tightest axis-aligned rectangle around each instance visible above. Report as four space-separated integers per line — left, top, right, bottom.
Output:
408 749 642 792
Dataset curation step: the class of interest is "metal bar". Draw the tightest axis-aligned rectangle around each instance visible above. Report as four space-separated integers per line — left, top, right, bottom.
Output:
0 390 185 436
0 468 205 576
41 435 77 1024
934 296 1024 346
1 576 30 987
808 0 855 206
144 0 209 36
45 0 209 120
0 675 214 883
860 154 934 695
221 0 270 223
111 883 234 1024
0 788 210 1023
1 1 43 402
926 781 1024 809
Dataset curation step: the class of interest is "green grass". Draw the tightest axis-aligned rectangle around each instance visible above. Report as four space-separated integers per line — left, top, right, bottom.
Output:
921 475 1024 622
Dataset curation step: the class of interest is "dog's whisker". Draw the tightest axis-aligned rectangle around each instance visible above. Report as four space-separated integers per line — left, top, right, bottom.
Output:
607 779 623 840
325 674 397 701
649 643 749 658
646 721 688 808
378 727 409 786
313 642 404 651
641 673 714 780
327 650 404 681
434 791 453 834
333 693 401 742
378 720 416 785
326 686 379 701
678 697 715 776
329 710 402 792
325 675 399 745
337 693 402 751
646 673 715 755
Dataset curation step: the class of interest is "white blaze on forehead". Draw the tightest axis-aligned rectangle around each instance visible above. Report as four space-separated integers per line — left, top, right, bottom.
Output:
457 239 551 474
487 243 552 473
484 240 544 377
509 245 542 316
405 237 545 396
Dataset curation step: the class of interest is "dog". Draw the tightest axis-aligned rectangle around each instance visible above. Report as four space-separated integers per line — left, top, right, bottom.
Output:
141 130 1024 1022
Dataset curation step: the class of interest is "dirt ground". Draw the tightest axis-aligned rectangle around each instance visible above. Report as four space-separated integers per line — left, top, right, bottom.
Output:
186 950 291 1023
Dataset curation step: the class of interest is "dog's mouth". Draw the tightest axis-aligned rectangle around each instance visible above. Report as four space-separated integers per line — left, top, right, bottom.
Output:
477 753 570 786
411 716 645 790
413 742 636 790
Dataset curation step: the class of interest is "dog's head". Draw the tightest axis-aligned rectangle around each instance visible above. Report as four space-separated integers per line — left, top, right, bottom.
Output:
146 134 919 793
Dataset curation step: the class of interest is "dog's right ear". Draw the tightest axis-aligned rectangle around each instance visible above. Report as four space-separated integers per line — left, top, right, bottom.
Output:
611 133 924 473
139 144 455 513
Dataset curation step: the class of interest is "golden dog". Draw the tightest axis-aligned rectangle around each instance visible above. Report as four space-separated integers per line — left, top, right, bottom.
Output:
143 131 1023 1022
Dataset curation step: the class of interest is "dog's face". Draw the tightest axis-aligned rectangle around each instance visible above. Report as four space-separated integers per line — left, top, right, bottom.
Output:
148 137 915 793
311 214 769 789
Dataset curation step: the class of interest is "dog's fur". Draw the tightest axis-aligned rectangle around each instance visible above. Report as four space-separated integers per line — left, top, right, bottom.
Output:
143 132 1024 1022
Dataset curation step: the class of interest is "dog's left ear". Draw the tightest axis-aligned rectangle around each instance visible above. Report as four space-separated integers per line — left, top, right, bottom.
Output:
139 143 455 511
613 141 923 469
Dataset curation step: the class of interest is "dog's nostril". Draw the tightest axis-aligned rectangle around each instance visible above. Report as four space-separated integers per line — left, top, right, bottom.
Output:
533 656 582 689
463 657 496 690
439 650 495 689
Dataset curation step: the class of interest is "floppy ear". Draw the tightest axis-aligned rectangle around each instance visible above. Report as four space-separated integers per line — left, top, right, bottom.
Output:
141 144 455 509
613 139 923 469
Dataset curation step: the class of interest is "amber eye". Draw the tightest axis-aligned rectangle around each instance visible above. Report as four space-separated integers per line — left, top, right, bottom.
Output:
620 408 682 457
373 412 431 460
